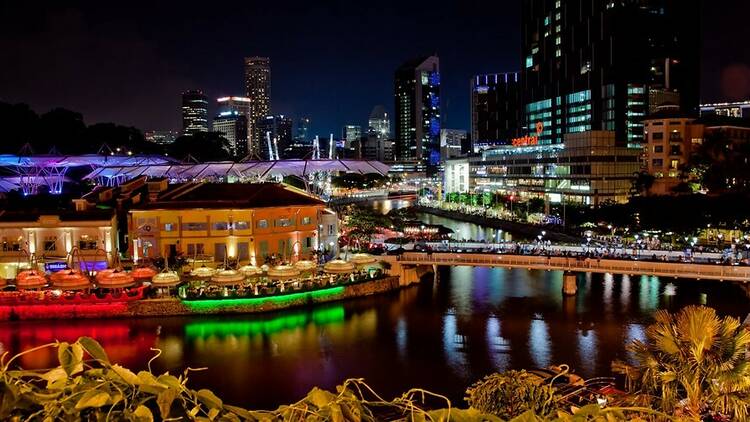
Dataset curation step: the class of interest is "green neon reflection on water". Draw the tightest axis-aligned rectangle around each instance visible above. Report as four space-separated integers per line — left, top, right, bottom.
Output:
184 305 346 339
181 286 346 311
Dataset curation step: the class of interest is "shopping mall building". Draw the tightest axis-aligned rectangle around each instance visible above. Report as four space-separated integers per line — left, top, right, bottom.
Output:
443 131 640 206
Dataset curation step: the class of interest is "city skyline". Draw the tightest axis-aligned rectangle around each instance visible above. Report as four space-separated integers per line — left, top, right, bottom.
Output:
1 1 747 138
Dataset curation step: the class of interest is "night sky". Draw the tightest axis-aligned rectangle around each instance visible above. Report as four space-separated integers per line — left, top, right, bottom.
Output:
1 1 748 137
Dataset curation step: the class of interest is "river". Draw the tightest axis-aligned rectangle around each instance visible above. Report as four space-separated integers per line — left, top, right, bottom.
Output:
0 199 748 410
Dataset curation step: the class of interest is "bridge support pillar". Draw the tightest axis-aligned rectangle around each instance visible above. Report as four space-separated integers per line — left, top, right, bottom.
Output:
562 272 578 296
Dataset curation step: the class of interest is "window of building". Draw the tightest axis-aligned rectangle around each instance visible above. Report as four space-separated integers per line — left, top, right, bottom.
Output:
259 240 269 258
214 243 226 262
670 145 681 156
212 221 229 231
670 160 679 170
235 221 249 230
182 222 207 231
238 242 250 261
276 218 295 227
163 223 175 232
652 132 664 140
301 216 312 225
652 159 664 167
187 243 205 256
257 219 269 229
669 131 681 140
654 145 663 153
78 234 98 250
44 237 57 252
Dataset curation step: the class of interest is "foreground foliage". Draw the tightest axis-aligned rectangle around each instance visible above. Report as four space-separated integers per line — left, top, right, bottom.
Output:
0 337 676 421
613 305 750 420
465 370 559 419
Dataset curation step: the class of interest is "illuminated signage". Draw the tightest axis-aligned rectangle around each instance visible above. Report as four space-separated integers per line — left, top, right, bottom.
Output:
511 122 544 147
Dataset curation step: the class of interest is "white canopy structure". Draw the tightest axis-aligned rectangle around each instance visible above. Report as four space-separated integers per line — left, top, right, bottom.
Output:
82 159 391 184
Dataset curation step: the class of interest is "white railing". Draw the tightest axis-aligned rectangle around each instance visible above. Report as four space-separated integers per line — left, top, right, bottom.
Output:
395 252 750 282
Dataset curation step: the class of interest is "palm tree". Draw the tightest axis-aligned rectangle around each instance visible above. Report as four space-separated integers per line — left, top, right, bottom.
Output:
613 305 750 420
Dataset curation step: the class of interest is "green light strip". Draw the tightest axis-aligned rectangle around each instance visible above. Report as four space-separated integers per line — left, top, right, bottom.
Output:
184 306 345 339
181 286 345 311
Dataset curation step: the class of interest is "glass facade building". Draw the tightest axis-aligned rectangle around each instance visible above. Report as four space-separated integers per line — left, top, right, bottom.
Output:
244 57 271 152
181 90 209 135
394 56 441 172
520 0 699 148
470 72 521 148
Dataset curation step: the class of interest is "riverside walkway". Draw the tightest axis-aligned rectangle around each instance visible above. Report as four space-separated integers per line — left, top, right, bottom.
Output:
392 251 750 282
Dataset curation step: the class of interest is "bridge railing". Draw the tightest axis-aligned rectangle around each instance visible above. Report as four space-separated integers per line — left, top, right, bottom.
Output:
396 252 750 282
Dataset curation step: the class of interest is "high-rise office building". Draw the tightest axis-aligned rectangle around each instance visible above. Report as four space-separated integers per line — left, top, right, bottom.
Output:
342 125 362 149
216 96 251 148
520 0 699 147
367 105 391 141
181 90 209 135
212 112 248 158
244 57 271 150
394 55 441 170
256 115 293 160
295 117 312 144
440 129 467 160
471 72 521 149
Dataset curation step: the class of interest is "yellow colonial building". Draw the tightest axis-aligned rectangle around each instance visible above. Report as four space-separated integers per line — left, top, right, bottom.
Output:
128 182 336 265
0 210 117 279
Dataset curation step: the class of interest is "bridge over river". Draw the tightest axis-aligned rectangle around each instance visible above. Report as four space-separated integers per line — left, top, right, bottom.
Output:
380 251 750 296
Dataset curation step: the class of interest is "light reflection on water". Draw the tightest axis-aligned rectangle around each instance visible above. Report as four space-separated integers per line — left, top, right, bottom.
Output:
0 200 748 409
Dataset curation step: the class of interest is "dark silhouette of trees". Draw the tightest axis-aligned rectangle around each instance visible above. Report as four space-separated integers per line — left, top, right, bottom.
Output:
688 129 750 193
165 132 232 162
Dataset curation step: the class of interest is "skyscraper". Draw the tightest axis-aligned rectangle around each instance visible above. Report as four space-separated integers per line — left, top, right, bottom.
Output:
212 112 248 158
217 96 252 149
394 55 441 170
244 57 271 150
520 0 699 147
367 105 391 141
342 125 362 149
471 72 521 148
255 115 293 160
181 90 209 135
439 129 467 160
295 117 312 145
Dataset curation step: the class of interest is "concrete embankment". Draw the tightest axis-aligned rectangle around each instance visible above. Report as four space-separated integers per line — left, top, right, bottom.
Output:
412 205 580 243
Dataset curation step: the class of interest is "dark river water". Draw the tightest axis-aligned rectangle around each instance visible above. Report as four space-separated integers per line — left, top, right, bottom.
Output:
0 199 748 410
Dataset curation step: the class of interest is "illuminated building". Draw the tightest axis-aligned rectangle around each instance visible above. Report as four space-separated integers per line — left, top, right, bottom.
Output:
212 112 248 158
295 117 312 145
144 130 177 145
521 0 699 147
244 57 271 151
181 90 209 134
367 106 391 141
255 115 293 160
700 101 750 119
0 210 117 279
443 131 640 205
439 129 467 160
394 55 441 171
644 109 750 194
342 125 362 149
471 72 521 149
128 182 337 264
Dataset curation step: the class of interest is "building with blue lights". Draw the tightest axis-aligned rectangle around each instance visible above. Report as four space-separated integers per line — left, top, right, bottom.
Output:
520 0 699 148
394 55 441 173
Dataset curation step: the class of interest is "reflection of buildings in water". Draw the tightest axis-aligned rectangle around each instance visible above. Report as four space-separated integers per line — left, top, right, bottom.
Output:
485 316 511 371
639 275 661 311
395 317 408 360
529 319 550 369
603 273 614 314
620 274 631 308
576 329 598 371
5 321 156 369
442 313 468 377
